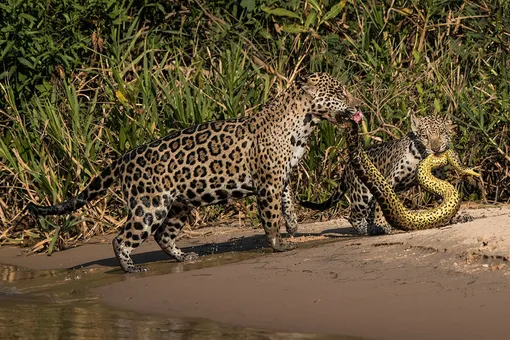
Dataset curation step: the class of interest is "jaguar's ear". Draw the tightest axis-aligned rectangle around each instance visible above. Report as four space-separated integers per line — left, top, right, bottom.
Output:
410 113 421 132
446 116 457 134
298 73 319 97
295 74 306 86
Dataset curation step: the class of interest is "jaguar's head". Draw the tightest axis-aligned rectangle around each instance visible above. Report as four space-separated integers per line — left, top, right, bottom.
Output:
298 72 363 124
410 114 456 155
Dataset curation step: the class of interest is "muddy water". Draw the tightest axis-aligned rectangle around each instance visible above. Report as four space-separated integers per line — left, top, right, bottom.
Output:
0 245 363 340
0 295 343 339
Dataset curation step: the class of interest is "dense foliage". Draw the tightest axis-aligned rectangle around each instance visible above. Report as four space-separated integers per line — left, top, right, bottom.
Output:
1 0 509 250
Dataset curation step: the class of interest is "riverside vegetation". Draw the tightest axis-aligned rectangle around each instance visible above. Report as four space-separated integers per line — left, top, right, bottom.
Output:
0 0 509 253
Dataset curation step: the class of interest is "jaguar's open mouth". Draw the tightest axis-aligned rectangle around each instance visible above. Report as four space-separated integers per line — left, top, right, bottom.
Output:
334 110 364 127
351 110 363 124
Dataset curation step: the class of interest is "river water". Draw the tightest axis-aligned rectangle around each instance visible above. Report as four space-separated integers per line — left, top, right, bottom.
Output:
0 249 364 340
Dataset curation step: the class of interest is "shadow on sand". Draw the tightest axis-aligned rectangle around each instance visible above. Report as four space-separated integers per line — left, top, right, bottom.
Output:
70 224 358 271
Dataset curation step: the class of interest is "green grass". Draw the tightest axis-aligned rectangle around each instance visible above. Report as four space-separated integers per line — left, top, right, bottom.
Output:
0 0 509 251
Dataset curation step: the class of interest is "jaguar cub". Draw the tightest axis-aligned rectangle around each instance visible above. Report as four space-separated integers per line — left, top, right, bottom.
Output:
301 114 459 235
26 73 362 273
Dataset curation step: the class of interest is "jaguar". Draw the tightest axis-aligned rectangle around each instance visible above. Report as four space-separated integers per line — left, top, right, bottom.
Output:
343 115 478 231
26 72 363 273
301 114 461 235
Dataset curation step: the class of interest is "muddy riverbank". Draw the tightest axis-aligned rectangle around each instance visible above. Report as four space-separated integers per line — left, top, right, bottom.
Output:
2 204 510 339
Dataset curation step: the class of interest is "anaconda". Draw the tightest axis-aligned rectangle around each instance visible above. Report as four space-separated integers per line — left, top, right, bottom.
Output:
345 119 479 230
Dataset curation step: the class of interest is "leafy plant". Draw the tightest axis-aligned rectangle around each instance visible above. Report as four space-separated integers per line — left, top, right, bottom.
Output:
0 0 508 251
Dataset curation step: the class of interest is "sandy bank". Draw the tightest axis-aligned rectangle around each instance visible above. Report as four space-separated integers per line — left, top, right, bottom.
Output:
2 204 510 339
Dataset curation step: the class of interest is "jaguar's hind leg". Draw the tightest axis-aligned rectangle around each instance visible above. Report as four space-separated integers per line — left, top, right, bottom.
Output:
113 216 161 273
113 236 146 273
154 203 198 262
113 196 170 273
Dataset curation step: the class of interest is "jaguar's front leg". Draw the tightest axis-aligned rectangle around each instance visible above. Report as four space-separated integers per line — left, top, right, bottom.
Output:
449 212 475 225
369 200 393 235
257 179 297 252
282 182 298 236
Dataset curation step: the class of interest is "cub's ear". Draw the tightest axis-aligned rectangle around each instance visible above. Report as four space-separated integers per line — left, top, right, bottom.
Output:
445 117 457 134
410 113 421 133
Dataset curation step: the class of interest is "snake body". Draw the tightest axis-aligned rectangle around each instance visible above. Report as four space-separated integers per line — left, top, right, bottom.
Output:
345 120 479 230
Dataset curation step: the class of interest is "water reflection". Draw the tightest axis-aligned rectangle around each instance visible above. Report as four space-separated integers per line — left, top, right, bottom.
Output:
0 240 366 340
0 263 62 282
0 295 358 340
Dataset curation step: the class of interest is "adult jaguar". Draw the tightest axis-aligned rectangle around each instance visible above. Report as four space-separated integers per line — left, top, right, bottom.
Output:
26 73 363 273
300 114 463 235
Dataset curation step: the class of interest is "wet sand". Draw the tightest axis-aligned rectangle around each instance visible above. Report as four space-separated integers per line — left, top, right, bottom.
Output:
2 204 510 339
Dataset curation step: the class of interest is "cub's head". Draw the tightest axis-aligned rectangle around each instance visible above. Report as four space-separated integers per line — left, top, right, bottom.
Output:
298 73 363 124
410 114 456 155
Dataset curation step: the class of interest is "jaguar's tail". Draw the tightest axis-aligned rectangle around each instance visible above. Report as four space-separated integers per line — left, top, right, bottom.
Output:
299 183 346 211
26 161 118 217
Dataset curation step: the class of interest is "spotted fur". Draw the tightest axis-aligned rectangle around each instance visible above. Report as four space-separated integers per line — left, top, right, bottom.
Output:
301 115 457 235
26 73 361 273
344 118 479 231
